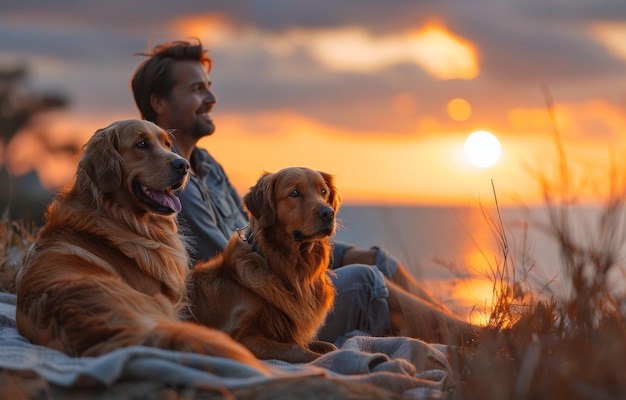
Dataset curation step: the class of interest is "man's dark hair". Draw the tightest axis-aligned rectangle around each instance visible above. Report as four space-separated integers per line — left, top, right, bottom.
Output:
131 39 212 122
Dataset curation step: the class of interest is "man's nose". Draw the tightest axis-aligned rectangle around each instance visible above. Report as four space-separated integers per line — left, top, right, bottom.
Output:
204 90 216 105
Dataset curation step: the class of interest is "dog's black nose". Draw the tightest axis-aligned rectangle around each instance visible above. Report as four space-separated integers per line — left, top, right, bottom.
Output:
318 206 334 222
172 158 190 175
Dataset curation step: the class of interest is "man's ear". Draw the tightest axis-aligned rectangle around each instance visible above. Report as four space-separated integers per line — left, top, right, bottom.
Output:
150 93 167 115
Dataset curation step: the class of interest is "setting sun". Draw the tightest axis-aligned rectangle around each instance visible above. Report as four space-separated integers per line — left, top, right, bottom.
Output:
464 130 502 168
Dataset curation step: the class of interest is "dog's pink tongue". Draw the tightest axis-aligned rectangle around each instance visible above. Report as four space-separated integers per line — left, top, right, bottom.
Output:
152 191 182 213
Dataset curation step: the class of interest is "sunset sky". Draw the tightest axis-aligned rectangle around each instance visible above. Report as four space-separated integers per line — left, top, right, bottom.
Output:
2 1 626 207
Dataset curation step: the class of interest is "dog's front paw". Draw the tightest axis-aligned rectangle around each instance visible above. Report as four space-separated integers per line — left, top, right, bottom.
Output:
308 340 338 354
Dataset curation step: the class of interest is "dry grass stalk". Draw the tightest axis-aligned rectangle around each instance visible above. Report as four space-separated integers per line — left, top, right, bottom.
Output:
451 89 626 399
0 211 33 293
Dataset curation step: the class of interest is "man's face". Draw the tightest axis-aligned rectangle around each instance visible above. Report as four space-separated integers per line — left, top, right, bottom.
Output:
156 60 216 140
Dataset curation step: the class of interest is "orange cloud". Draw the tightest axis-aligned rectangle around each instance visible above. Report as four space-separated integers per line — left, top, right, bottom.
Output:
170 15 479 80
308 24 478 79
590 22 626 62
392 92 419 115
507 99 626 141
170 13 235 43
407 21 479 80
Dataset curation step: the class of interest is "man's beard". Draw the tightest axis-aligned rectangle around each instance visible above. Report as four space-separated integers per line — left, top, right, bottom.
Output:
191 118 215 140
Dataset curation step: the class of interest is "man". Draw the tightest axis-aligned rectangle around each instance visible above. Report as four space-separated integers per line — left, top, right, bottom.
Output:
131 39 478 346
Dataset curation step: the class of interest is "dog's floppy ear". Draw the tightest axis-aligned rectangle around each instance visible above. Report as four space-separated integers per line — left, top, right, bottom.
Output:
243 172 277 228
78 123 124 193
320 171 341 212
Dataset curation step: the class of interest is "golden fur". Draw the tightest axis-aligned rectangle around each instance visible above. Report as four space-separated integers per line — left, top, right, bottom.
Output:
189 167 341 363
15 119 262 368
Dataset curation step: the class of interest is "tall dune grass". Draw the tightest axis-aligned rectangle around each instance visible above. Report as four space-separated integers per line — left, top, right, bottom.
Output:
450 95 626 398
0 212 33 294
451 185 626 398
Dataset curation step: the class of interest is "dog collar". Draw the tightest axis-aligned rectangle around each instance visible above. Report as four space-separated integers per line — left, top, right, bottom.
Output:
243 228 262 255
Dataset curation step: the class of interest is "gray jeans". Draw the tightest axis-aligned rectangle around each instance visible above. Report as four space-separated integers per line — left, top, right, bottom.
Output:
317 263 392 346
319 241 403 345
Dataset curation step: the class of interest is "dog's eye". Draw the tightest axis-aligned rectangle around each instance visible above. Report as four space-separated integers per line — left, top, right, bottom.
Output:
321 188 327 196
289 190 299 197
136 140 147 148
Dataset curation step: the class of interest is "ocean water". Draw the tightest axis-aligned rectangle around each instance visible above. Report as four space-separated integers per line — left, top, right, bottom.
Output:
335 205 555 278
334 204 619 321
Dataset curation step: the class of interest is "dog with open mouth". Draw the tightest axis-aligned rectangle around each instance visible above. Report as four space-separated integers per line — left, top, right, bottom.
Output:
189 167 341 363
15 119 262 368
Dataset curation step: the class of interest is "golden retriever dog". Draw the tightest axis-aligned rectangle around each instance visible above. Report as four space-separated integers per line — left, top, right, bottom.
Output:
189 167 341 363
15 119 262 368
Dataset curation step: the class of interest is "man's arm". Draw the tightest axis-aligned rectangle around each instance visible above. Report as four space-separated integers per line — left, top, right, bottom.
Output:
341 248 377 266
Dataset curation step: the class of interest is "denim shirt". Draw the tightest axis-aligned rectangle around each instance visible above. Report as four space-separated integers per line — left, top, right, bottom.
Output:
175 146 356 269
175 147 248 264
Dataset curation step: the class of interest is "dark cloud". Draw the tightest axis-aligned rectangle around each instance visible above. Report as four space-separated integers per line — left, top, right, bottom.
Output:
454 16 624 84
0 19 144 63
0 0 562 35
2 0 203 26
1 1 624 138
209 42 445 133
203 0 440 33
517 0 626 22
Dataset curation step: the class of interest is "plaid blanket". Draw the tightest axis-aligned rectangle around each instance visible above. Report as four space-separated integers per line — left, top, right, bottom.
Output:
0 292 454 398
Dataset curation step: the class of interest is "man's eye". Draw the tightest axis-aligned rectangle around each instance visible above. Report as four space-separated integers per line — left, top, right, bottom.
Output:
289 190 299 197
